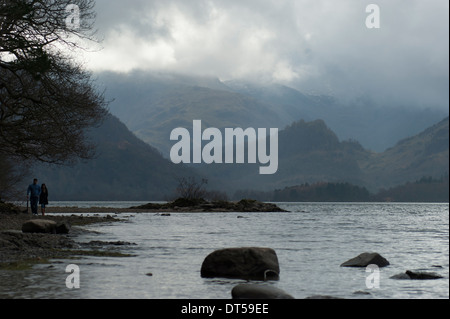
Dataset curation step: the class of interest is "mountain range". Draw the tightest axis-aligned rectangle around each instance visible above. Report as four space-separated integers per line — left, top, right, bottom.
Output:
28 72 449 201
98 71 447 155
200 116 449 194
30 113 448 201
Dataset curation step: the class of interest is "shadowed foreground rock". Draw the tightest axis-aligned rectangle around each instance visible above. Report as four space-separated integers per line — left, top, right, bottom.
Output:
340 252 390 267
232 284 294 299
22 220 57 234
201 247 280 280
22 219 71 234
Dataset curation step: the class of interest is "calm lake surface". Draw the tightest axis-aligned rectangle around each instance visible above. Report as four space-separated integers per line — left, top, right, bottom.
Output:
0 202 448 299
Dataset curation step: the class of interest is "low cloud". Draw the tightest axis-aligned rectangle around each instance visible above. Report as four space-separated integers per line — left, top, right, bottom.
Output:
81 0 449 109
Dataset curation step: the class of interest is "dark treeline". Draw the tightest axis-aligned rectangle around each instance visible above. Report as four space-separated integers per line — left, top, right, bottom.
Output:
234 175 449 203
373 175 449 203
273 182 371 202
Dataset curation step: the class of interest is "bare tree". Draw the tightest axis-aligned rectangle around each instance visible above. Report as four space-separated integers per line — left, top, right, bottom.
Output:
176 177 208 200
0 0 107 165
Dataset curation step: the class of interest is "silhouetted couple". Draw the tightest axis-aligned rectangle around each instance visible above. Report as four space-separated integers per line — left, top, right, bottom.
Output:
27 178 49 216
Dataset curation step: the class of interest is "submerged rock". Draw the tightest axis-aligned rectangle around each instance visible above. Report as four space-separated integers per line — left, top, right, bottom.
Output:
390 270 443 280
200 247 280 280
84 240 137 246
231 284 294 299
340 252 390 268
305 295 344 299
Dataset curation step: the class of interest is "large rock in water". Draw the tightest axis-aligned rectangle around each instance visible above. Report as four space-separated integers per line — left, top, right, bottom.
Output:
201 247 280 280
231 284 294 299
340 252 390 267
22 219 57 234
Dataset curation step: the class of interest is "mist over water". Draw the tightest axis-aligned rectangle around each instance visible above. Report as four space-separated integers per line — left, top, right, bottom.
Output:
0 202 448 299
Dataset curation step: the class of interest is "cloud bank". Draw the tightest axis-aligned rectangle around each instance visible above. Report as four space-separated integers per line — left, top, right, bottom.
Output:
80 0 449 109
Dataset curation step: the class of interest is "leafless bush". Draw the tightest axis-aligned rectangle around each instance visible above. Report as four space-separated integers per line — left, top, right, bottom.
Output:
175 177 208 200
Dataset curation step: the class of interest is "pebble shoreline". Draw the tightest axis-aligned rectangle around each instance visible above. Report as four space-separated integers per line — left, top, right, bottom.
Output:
0 212 121 266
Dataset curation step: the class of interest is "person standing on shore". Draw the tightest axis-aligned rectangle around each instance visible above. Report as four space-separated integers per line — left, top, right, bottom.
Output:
27 179 41 216
39 184 49 216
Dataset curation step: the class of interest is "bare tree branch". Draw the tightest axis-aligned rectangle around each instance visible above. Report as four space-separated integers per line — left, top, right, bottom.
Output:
0 0 107 165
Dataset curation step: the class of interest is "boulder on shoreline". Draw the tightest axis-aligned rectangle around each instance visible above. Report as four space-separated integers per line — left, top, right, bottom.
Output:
131 198 288 212
200 247 280 280
22 219 57 234
231 284 294 299
21 219 71 234
340 252 390 268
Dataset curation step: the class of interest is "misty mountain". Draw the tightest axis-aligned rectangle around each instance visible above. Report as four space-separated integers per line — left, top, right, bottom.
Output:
31 114 197 201
97 71 448 158
224 80 448 152
97 72 285 157
27 71 448 201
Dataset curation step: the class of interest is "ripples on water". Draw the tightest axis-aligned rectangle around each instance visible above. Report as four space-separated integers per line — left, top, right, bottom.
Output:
0 202 448 299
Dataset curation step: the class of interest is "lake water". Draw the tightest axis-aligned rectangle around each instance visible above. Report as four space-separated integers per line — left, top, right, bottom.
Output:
0 202 448 299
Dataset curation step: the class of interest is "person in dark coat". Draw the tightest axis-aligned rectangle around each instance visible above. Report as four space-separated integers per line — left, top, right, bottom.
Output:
27 178 41 215
39 183 49 216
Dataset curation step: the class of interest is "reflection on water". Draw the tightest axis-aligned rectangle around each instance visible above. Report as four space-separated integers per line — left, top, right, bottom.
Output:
0 202 448 299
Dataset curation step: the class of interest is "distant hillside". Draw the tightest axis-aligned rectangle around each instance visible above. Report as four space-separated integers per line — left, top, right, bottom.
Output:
361 117 449 190
202 117 449 196
30 114 198 201
200 118 370 193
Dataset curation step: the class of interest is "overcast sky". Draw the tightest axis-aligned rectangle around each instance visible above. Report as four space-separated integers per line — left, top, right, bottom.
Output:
80 0 449 110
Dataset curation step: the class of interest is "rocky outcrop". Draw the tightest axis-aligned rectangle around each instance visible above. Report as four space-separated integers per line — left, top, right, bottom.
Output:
390 270 443 280
231 284 294 299
201 247 280 280
340 252 390 267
